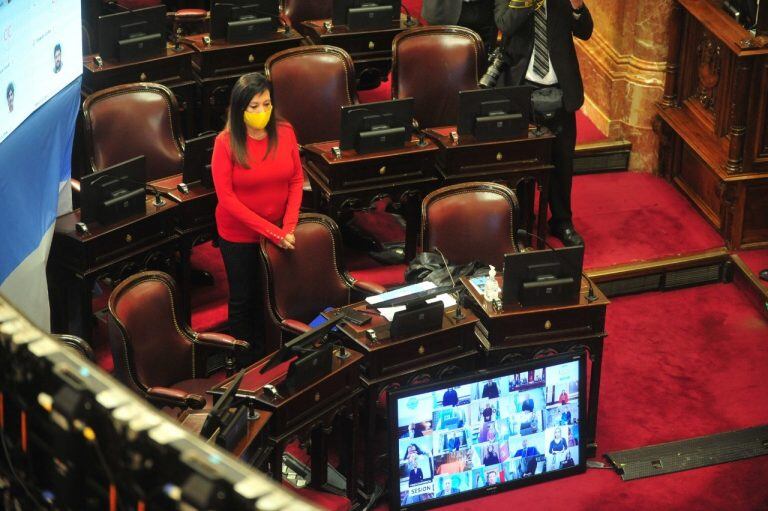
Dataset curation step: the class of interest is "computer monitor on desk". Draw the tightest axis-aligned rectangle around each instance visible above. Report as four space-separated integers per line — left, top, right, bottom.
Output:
210 0 281 43
332 0 402 30
183 132 217 188
340 98 414 154
80 156 147 225
502 246 584 307
457 86 533 142
98 5 167 62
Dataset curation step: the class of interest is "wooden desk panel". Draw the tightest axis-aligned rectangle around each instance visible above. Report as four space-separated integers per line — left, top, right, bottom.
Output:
180 409 272 463
82 46 195 93
49 198 179 340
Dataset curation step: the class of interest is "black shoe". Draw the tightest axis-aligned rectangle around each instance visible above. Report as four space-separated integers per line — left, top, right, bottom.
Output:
760 269 768 282
190 269 214 287
552 226 584 247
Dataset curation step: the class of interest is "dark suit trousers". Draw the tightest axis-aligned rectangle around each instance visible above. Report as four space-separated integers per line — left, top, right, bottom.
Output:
458 0 498 53
525 81 577 229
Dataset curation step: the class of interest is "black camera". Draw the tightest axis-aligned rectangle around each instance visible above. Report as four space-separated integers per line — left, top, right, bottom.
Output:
479 47 511 89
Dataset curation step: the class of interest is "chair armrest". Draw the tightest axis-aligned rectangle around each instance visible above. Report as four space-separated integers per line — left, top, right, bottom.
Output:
353 280 387 295
146 387 206 410
281 319 312 334
195 332 249 351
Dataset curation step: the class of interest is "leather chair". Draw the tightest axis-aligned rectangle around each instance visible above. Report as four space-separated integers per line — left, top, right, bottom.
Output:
107 271 249 412
260 213 386 351
391 26 485 129
265 45 357 145
82 82 184 183
283 0 333 34
420 182 521 270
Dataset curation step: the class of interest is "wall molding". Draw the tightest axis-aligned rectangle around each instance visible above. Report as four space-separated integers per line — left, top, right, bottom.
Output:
576 30 667 88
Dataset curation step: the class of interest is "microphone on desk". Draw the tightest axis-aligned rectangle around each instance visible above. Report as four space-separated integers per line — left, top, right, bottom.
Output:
515 228 598 303
433 247 466 320
126 178 166 207
400 4 417 26
412 119 428 147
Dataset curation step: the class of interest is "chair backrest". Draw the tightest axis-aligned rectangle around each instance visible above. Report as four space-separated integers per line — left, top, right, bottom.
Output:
283 0 333 27
392 26 485 129
107 271 195 393
83 83 184 181
261 214 354 327
265 46 356 145
420 182 520 269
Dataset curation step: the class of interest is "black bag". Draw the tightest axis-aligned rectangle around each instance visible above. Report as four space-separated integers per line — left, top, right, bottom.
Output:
405 252 489 287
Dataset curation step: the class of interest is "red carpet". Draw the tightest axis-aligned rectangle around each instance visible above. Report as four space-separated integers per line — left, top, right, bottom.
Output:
737 248 768 288
569 172 724 270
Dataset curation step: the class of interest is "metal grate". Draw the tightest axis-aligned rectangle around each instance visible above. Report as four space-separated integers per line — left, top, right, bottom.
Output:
598 274 663 297
663 264 722 289
605 425 768 481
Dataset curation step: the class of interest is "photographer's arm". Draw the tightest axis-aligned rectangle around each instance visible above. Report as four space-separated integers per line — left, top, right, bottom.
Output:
495 0 534 35
571 1 593 40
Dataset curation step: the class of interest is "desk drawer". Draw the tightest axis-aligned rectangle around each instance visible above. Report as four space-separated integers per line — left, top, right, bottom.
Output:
440 137 551 178
83 56 192 93
311 151 437 189
313 31 396 59
193 38 302 77
476 304 607 347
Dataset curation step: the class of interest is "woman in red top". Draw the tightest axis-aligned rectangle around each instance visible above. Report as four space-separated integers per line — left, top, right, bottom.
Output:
211 73 303 357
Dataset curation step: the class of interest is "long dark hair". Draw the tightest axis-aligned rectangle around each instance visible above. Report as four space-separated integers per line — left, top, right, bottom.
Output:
227 72 278 168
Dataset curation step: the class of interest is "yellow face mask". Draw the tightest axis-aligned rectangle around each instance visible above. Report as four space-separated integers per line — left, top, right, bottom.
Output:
243 107 272 130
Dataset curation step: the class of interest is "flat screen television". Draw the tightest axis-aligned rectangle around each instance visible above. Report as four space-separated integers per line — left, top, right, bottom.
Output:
502 245 584 307
388 352 586 511
183 132 217 188
339 98 414 154
332 0 402 30
210 0 281 43
98 5 167 62
457 86 533 141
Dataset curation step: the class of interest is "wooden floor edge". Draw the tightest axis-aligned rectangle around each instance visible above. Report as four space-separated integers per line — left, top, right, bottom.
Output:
586 247 730 282
729 254 768 317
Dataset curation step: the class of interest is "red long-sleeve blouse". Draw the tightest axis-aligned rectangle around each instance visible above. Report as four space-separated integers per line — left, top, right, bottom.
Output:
211 123 304 244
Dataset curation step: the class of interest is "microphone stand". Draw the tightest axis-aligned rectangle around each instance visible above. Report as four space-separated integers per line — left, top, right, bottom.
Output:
434 247 465 320
516 229 598 303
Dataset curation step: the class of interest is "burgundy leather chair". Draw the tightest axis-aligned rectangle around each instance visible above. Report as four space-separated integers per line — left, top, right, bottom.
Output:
391 26 485 129
107 271 249 412
283 0 333 33
265 45 357 145
259 213 386 352
420 182 521 270
82 82 185 183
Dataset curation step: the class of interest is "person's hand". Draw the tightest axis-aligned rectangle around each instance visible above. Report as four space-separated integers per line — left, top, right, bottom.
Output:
570 0 584 9
284 232 296 247
277 236 295 250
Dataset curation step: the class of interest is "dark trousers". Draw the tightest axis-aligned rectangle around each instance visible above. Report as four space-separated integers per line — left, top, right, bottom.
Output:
458 0 498 55
219 238 265 358
525 80 577 230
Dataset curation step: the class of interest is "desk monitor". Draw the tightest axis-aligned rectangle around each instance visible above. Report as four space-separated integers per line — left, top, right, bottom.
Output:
97 5 167 62
210 0 281 43
340 98 414 154
388 352 586 511
259 316 343 373
332 0 402 29
183 132 217 188
80 156 147 225
457 86 533 142
502 246 584 307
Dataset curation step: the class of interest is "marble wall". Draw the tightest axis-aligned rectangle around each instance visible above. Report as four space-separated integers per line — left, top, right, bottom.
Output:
577 0 674 172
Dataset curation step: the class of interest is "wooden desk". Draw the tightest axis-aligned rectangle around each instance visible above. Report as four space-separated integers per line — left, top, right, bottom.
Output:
303 138 440 261
327 300 479 495
301 19 417 85
211 349 363 500
426 126 555 249
48 197 179 341
182 31 304 130
461 275 609 457
179 408 272 463
81 47 198 137
150 175 218 321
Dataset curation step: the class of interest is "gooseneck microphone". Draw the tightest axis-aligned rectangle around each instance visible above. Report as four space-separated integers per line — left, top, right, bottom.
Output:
515 229 598 303
433 247 465 320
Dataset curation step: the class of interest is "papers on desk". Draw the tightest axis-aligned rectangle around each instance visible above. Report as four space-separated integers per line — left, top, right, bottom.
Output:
366 281 456 322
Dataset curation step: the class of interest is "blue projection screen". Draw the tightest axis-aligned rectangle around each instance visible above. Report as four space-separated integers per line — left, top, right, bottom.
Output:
0 0 83 144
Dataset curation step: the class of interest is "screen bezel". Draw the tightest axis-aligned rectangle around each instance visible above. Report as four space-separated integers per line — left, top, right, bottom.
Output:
387 352 587 511
339 98 414 152
332 0 402 27
97 5 167 61
457 85 534 140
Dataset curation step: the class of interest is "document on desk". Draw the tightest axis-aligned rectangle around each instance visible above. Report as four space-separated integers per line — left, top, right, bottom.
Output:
366 282 456 322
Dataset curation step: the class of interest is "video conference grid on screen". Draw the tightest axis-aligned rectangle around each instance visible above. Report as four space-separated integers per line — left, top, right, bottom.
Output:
395 360 581 507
